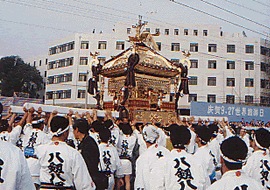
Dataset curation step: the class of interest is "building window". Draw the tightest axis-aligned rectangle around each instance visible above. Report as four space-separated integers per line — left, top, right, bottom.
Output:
81 41 89 49
226 95 235 104
63 90 71 99
227 78 235 87
261 79 266 88
261 62 266 72
98 41 107 49
227 61 235 70
189 94 197 102
207 94 216 103
208 44 217 52
127 28 131 34
116 41 125 50
58 60 65 68
80 57 88 65
66 57 73 66
78 90 86 98
44 71 47 77
184 29 188 35
174 29 179 35
155 28 160 35
45 58 48 65
47 76 54 84
39 60 42 66
245 61 254 70
245 45 254 53
245 95 253 104
227 45 235 53
190 59 198 68
156 42 161 51
189 76 197 85
165 29 169 35
79 73 87 81
146 28 150 32
208 60 216 69
98 57 106 65
46 91 53 99
171 59 179 64
220 31 223 37
203 30 208 36
34 61 36 67
193 29 198 36
171 43 180 51
190 43 198 52
245 78 254 87
261 46 269 56
208 77 216 86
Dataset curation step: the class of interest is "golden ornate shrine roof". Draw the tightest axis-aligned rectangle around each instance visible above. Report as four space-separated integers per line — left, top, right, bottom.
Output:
101 43 180 78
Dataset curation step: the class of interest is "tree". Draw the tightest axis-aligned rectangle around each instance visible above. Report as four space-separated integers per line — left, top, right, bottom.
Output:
0 56 43 98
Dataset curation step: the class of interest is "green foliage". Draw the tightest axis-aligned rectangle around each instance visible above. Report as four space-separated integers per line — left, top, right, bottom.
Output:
0 56 43 98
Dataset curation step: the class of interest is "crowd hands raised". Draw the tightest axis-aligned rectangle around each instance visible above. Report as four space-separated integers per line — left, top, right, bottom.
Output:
0 103 270 190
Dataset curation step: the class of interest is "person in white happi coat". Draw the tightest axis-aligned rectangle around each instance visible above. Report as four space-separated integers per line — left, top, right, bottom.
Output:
104 119 120 147
242 128 270 189
150 124 210 190
98 127 123 190
0 140 35 190
22 109 51 188
193 125 216 183
36 116 95 190
135 124 170 190
207 136 263 190
116 123 137 190
89 120 103 145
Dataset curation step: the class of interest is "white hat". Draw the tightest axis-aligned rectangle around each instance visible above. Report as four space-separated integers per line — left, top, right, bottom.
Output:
142 125 159 143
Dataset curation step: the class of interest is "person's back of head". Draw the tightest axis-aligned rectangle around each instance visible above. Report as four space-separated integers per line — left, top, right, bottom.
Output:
169 124 191 149
32 116 45 129
254 128 270 149
220 136 247 170
0 119 9 132
99 127 111 143
73 119 90 135
91 120 103 133
195 125 211 145
50 116 69 138
119 123 133 135
104 119 113 129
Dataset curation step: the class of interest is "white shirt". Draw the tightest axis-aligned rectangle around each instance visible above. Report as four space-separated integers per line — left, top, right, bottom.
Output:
150 149 210 190
186 128 196 154
36 141 95 189
135 144 170 190
207 170 263 190
0 125 22 145
0 140 35 190
117 133 137 159
194 145 215 177
242 150 270 189
108 124 120 147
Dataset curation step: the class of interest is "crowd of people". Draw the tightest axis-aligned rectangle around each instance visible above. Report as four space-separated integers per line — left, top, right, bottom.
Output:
0 102 269 190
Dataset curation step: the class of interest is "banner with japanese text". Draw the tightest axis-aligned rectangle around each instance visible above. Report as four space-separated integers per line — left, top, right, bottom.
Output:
190 102 270 122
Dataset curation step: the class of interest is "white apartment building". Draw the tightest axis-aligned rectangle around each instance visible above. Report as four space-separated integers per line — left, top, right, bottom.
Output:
27 23 270 109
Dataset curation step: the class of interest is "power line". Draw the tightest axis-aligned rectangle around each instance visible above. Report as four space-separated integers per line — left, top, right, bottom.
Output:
252 0 270 8
169 0 269 38
2 0 132 25
200 0 270 30
0 18 79 33
223 0 270 17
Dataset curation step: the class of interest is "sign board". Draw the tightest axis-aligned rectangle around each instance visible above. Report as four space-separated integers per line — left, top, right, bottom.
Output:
191 102 270 122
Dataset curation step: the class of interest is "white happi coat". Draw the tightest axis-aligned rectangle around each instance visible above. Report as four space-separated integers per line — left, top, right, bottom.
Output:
36 141 95 189
0 140 35 190
150 149 210 190
117 133 137 159
89 131 101 145
135 143 170 190
242 150 270 189
0 125 22 145
22 123 51 179
98 143 122 190
194 145 215 177
207 170 263 190
108 124 120 147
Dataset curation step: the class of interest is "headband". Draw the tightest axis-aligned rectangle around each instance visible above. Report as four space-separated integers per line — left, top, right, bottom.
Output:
51 125 70 136
32 118 45 125
220 151 246 164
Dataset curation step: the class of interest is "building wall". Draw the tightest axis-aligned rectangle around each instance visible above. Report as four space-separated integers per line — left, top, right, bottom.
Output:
27 23 270 107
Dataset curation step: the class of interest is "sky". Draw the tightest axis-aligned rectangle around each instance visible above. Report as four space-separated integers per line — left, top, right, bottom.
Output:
0 0 269 60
